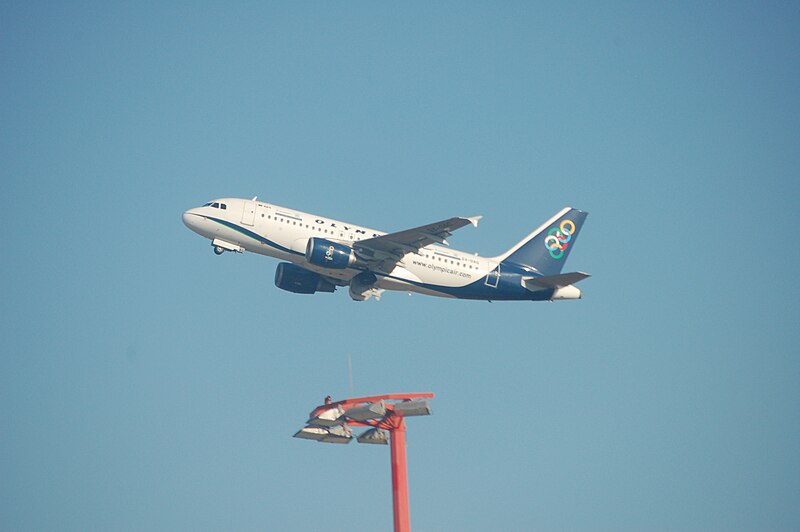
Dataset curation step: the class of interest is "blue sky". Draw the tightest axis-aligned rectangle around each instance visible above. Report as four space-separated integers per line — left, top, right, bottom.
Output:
2 2 799 530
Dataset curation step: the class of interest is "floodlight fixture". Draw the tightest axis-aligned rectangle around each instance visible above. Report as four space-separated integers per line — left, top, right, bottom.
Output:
393 400 432 417
293 425 353 444
320 425 352 444
292 426 328 441
306 405 344 427
345 400 386 421
357 427 389 445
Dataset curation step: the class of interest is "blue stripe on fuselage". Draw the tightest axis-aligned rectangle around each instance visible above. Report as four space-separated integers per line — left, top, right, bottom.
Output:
206 216 302 256
381 262 554 301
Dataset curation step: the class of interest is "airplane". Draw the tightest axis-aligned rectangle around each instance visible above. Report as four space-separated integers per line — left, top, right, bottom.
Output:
182 197 589 302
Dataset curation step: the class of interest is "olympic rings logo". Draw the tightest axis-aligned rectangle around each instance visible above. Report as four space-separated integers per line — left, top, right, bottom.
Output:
544 219 575 259
324 245 335 261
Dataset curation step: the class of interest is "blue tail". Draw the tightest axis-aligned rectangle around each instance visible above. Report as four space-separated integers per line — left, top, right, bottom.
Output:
498 207 588 276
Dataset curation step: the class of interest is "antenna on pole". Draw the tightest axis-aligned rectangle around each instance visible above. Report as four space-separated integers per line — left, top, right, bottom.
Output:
348 354 354 397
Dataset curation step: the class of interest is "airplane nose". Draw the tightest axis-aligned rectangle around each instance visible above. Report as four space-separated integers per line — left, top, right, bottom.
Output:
182 209 203 229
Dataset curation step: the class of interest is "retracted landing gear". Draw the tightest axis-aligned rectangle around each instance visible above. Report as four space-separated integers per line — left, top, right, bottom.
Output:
349 272 383 301
211 238 244 255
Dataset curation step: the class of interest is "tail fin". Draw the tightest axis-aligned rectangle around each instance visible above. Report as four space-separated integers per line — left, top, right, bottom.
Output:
497 207 588 276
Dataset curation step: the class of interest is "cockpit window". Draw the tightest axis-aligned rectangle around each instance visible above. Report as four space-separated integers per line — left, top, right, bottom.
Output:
203 202 212 207
221 203 227 210
212 202 220 208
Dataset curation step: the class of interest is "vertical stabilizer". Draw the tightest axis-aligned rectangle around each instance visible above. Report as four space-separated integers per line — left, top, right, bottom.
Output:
498 208 588 276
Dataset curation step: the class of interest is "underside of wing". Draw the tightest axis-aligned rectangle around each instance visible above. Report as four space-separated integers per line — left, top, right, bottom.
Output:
353 216 481 267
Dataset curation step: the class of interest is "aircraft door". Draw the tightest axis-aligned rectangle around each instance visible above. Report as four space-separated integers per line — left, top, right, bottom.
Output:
485 264 500 288
241 200 256 226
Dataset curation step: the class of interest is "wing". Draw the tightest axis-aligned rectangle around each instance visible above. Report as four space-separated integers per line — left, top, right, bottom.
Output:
353 215 482 267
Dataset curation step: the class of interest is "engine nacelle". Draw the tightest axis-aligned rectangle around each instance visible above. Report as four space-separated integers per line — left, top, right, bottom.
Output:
305 238 358 269
274 262 336 295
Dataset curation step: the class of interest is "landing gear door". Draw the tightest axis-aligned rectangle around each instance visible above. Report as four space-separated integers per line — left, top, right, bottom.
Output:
241 200 256 226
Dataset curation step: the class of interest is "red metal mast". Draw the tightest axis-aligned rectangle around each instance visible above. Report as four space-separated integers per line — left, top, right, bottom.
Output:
389 416 410 532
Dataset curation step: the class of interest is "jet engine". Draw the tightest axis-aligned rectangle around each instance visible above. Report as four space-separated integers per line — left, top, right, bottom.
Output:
274 262 336 295
305 238 359 269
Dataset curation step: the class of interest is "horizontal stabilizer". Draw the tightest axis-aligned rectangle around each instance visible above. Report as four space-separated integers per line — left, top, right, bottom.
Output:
523 271 590 291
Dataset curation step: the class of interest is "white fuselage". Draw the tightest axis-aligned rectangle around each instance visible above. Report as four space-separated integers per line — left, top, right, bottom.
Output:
183 198 497 298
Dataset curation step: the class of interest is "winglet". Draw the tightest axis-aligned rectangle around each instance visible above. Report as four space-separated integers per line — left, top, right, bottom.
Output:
466 215 482 228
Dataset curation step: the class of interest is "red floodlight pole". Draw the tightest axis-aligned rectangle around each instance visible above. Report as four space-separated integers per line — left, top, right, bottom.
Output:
299 393 434 532
389 415 409 532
